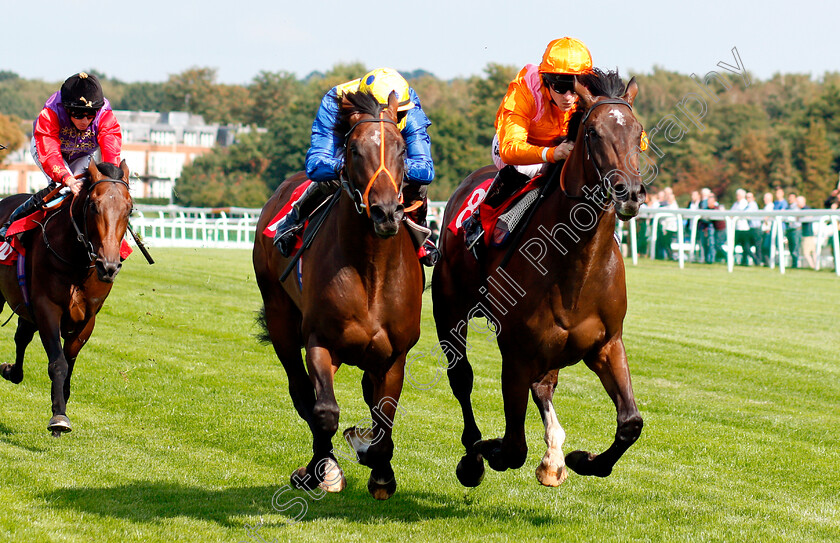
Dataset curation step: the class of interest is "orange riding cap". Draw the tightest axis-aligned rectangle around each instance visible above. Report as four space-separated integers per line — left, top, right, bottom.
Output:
494 64 577 166
539 37 593 74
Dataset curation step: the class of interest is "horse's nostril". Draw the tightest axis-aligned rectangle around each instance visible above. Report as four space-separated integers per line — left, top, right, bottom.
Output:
369 206 384 221
614 183 628 199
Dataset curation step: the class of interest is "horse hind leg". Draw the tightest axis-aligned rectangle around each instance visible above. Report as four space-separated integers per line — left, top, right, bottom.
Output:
566 339 643 477
531 370 568 487
1 318 37 384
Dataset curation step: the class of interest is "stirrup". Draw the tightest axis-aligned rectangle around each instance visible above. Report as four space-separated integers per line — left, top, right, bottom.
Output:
272 211 305 257
419 239 440 267
463 214 483 250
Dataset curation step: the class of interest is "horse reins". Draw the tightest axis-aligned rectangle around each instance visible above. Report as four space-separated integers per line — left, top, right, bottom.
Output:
342 111 403 217
42 179 130 266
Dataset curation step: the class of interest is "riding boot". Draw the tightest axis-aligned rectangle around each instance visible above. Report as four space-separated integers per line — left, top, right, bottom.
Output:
273 181 335 257
405 200 440 267
0 190 48 241
463 165 526 250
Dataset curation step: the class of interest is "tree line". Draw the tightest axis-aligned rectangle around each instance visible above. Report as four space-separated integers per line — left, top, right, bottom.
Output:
1 65 838 207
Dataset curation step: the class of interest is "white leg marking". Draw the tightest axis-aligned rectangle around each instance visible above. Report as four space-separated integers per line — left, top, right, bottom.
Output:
536 401 568 486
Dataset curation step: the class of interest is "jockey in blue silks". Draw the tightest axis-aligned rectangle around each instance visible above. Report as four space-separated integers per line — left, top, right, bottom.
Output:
273 67 438 266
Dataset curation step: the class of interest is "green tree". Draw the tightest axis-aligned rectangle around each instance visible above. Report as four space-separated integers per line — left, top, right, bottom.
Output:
731 129 772 195
113 82 169 111
800 120 834 204
0 113 25 163
769 139 801 191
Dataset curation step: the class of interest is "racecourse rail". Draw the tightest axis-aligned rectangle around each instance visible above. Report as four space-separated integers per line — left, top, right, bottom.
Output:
129 204 840 276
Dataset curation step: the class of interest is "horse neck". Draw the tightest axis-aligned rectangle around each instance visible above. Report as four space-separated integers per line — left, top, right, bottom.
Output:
335 196 405 280
540 142 618 271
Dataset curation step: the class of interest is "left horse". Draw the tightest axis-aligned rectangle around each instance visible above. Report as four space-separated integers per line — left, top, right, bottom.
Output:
253 90 423 499
0 160 132 436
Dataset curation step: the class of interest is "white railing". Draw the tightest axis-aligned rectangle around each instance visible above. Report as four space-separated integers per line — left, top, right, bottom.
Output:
130 205 262 249
130 203 840 276
621 208 840 276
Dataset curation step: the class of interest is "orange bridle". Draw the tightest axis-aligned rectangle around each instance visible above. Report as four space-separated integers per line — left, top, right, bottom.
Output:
343 111 403 217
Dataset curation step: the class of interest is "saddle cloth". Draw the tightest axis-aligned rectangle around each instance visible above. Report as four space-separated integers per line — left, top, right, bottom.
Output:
262 179 314 254
447 173 542 246
0 208 133 266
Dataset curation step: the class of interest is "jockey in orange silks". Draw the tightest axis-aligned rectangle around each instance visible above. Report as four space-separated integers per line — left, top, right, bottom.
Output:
463 37 593 249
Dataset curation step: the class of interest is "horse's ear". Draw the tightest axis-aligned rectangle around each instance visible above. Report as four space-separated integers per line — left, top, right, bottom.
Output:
623 77 639 106
386 91 399 120
574 77 595 108
119 159 130 182
87 160 103 182
342 93 363 125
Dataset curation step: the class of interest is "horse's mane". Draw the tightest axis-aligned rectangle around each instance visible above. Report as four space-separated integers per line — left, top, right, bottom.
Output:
565 68 627 141
96 162 123 180
336 90 385 134
580 68 626 99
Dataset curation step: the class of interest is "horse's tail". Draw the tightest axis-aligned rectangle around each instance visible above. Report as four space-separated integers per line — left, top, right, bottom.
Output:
254 305 272 344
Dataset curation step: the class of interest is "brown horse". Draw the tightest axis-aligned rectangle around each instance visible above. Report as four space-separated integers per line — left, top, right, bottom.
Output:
0 160 132 435
253 91 423 500
431 70 646 488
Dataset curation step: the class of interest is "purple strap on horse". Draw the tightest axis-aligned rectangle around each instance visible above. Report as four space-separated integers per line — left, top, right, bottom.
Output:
16 251 30 309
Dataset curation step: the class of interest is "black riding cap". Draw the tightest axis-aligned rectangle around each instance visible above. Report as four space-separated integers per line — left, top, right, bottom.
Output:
60 72 104 110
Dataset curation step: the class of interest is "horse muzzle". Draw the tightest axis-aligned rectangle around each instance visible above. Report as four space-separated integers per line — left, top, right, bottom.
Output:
613 180 646 221
369 202 404 238
95 258 122 283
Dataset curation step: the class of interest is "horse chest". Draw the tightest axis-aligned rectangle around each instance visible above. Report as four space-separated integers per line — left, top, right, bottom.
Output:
68 286 103 322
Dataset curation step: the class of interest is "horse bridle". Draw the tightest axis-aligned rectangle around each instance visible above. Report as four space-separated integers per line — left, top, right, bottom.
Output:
560 98 636 203
42 179 130 266
341 111 404 216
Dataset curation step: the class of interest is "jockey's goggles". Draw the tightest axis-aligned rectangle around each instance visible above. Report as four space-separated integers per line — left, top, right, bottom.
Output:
543 74 576 95
67 108 99 119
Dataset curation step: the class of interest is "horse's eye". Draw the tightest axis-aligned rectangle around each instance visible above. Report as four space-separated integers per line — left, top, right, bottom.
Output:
587 127 599 139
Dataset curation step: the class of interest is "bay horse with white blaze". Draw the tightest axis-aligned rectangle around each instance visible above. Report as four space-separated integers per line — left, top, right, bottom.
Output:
432 70 646 487
253 91 423 500
0 160 132 436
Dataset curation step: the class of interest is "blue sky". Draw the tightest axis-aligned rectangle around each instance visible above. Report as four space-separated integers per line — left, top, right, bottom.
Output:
4 0 838 84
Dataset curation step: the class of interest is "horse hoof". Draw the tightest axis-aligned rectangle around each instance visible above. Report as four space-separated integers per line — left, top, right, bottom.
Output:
367 474 396 500
47 415 72 435
1 364 22 384
318 458 346 493
474 439 508 472
290 467 319 491
536 462 568 487
456 454 485 487
565 450 612 477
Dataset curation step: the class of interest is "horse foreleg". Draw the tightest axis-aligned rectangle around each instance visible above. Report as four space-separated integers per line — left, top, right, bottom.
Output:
347 362 403 500
476 359 530 472
432 276 484 486
1 318 37 384
291 342 343 493
567 337 643 477
35 309 72 436
61 318 96 405
531 369 568 487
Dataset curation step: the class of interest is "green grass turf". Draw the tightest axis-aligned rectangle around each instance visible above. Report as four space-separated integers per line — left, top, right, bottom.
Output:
0 249 837 542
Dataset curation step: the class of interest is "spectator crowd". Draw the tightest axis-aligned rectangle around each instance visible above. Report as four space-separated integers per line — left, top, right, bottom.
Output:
633 183 840 269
